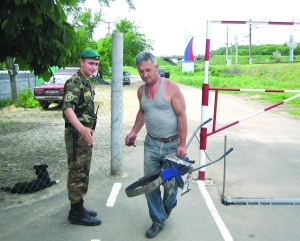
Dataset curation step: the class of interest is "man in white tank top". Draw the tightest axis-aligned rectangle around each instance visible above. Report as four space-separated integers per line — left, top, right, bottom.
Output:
125 51 187 238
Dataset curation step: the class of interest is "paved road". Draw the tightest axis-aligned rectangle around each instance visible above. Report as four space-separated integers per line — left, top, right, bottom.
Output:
128 76 300 240
1 76 300 241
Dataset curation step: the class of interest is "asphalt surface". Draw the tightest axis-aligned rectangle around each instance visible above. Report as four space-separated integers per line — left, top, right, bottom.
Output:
1 77 300 241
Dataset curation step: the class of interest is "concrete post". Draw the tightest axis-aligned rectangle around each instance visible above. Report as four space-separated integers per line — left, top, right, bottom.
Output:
7 57 18 104
110 32 124 176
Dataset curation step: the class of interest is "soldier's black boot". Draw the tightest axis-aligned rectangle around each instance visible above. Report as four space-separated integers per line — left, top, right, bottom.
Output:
80 199 98 217
68 201 101 226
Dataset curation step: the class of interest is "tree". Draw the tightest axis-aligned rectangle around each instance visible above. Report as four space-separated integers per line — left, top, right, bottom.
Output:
0 0 82 78
97 36 113 75
272 50 281 62
89 0 135 10
115 19 153 66
0 0 135 78
0 0 135 103
78 8 102 42
97 18 153 75
69 7 103 64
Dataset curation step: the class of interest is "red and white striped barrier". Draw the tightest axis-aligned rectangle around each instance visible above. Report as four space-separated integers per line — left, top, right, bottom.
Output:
198 20 300 180
209 88 300 93
208 93 300 136
211 20 300 26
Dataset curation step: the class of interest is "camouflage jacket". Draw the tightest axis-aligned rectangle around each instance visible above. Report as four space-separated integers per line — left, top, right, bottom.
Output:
62 70 96 127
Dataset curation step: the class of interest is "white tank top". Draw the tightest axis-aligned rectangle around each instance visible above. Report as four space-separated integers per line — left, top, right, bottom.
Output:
141 78 178 138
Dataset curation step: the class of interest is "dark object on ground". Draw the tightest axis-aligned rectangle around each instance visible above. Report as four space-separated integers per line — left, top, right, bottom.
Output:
68 200 102 226
146 223 163 238
123 70 131 85
68 210 102 226
1 164 58 194
158 68 170 78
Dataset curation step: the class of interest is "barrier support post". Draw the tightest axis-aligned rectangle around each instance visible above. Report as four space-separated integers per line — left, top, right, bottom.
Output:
198 20 211 180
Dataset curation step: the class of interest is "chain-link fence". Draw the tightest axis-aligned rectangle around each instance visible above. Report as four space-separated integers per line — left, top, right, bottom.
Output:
0 83 111 210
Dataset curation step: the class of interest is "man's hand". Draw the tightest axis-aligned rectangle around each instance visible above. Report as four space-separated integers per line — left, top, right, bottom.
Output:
64 108 94 145
79 126 94 145
126 142 136 147
177 145 187 157
125 133 137 147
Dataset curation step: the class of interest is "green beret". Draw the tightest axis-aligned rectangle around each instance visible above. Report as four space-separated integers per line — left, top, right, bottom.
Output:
80 49 101 60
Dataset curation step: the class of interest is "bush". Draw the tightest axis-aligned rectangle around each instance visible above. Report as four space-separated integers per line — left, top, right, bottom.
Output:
15 87 39 108
0 97 12 108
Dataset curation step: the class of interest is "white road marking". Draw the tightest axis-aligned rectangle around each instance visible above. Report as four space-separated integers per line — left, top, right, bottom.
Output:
198 180 234 241
106 183 122 207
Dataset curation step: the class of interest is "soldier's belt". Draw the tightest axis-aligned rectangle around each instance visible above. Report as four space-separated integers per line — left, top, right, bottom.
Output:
65 122 93 129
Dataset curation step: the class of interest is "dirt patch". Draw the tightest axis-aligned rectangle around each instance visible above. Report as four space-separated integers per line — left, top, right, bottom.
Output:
0 81 142 210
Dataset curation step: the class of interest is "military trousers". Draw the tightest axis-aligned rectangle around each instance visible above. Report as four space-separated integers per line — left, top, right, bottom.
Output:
65 127 93 204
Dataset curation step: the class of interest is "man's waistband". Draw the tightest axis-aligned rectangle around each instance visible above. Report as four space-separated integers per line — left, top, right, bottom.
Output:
65 122 92 128
147 133 179 143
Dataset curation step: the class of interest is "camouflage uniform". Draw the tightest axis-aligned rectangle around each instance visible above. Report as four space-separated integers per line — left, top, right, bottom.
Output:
62 70 97 204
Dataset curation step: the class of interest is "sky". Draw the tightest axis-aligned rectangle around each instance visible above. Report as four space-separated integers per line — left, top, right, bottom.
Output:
83 0 300 56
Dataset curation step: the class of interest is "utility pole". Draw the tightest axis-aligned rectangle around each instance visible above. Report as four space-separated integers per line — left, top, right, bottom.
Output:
226 27 229 64
287 35 297 62
249 19 252 64
73 0 85 32
235 36 238 64
105 21 114 36
111 32 124 177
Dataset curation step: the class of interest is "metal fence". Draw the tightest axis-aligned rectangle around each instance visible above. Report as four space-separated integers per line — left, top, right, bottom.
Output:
0 80 112 210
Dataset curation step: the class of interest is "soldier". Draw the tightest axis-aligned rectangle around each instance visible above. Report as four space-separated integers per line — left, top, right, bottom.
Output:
62 49 101 226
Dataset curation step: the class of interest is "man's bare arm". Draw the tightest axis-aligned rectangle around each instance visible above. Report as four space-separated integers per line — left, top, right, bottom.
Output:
169 82 188 156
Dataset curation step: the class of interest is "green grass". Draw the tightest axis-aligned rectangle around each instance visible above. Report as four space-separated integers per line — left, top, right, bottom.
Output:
15 87 40 108
0 87 40 109
0 97 12 108
123 66 139 75
155 58 300 118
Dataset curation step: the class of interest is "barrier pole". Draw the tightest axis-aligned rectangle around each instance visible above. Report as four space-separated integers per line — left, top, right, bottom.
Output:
198 20 211 180
207 93 300 136
198 19 300 181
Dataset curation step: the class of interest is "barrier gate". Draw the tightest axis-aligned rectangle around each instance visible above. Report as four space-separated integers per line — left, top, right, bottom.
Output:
199 20 300 205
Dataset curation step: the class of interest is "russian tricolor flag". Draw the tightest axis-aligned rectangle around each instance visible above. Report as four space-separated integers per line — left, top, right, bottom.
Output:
184 36 194 62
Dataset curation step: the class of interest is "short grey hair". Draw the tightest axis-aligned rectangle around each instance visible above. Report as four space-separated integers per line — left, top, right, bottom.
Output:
135 51 157 66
